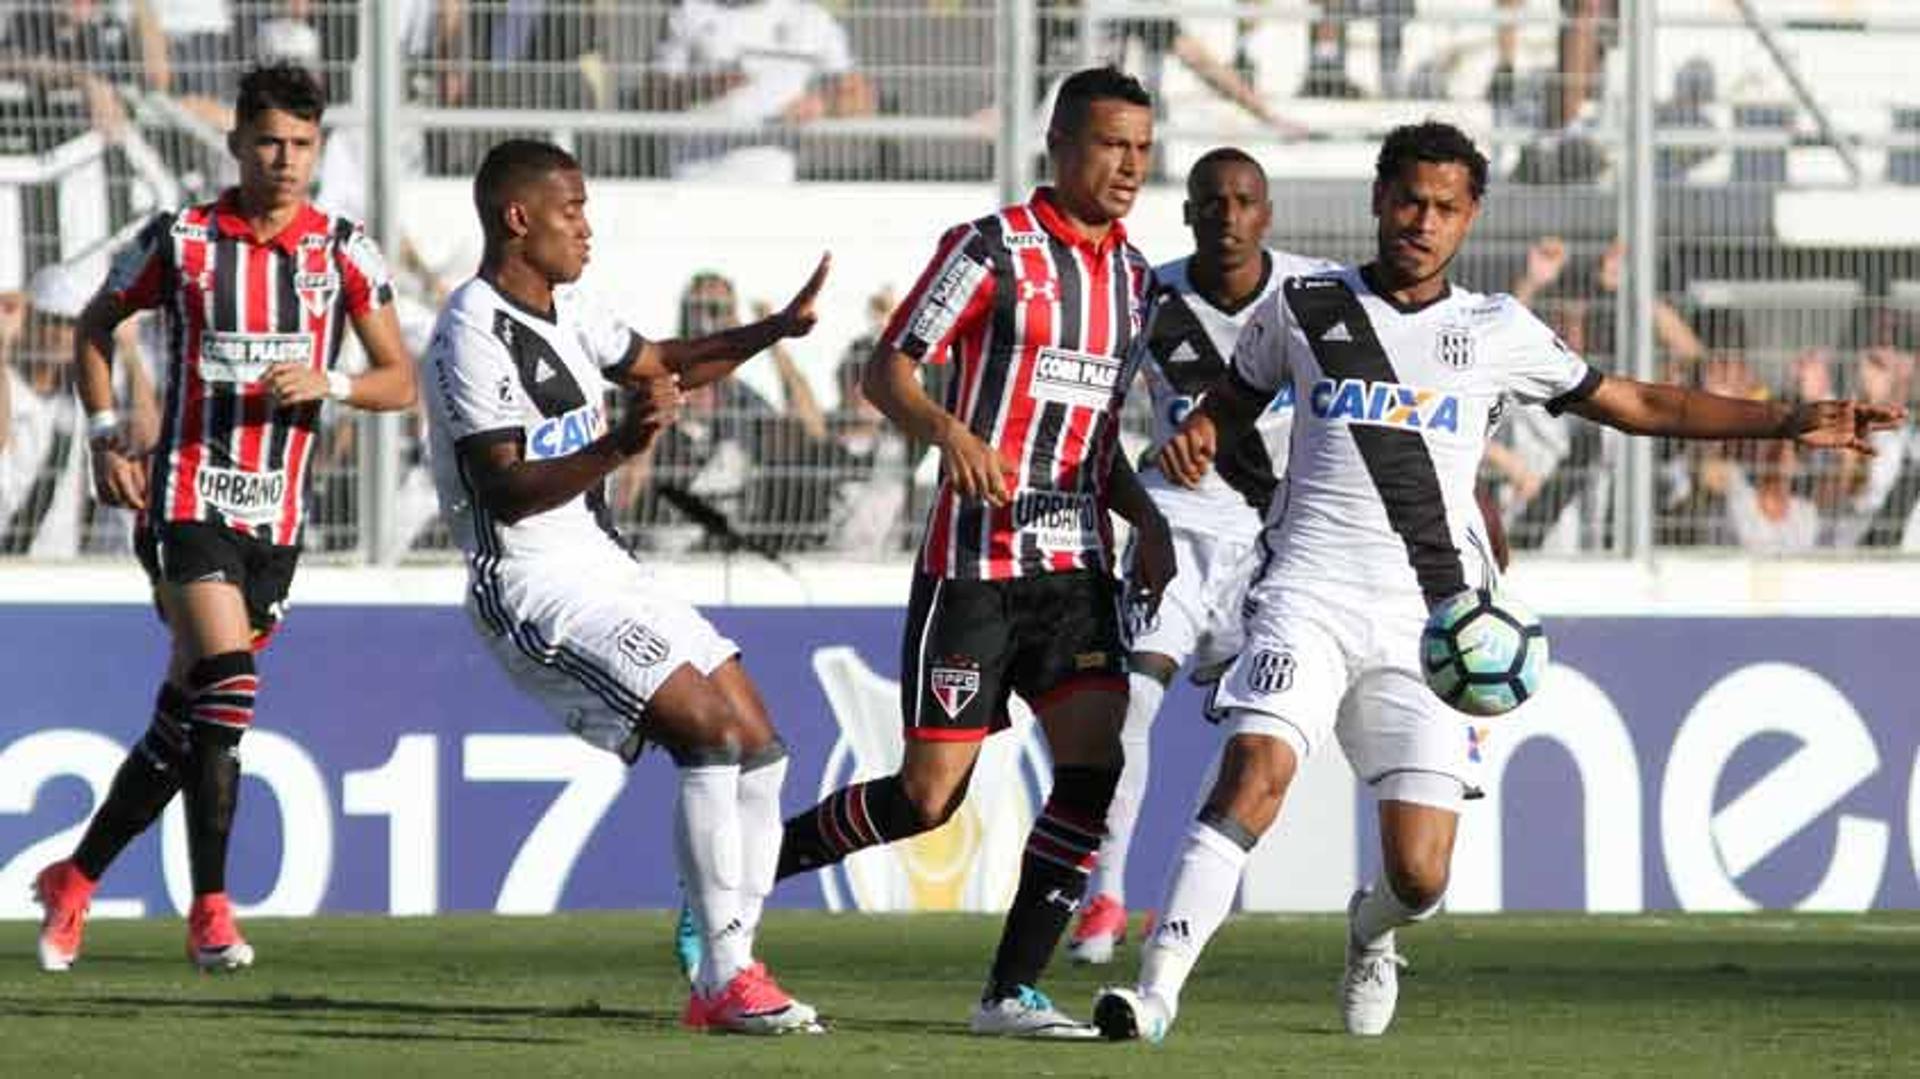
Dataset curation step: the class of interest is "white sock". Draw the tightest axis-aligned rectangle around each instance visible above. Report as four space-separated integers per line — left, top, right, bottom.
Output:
1089 672 1164 905
1351 878 1442 954
675 763 749 994
736 751 789 947
1138 819 1251 1012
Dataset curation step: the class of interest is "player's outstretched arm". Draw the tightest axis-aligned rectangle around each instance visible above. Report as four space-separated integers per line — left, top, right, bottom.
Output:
624 253 831 391
1159 373 1269 487
73 288 147 510
459 374 682 525
862 344 1014 506
1566 377 1905 451
266 304 419 411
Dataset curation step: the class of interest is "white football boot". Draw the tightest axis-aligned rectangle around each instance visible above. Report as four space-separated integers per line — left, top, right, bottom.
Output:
1341 887 1408 1036
969 986 1099 1039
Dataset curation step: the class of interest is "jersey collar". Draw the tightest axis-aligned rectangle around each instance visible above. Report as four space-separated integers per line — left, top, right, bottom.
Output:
210 188 328 254
1029 186 1129 255
1358 262 1452 315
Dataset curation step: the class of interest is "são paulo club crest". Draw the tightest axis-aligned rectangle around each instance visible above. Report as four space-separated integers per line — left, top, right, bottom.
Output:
810 647 1050 913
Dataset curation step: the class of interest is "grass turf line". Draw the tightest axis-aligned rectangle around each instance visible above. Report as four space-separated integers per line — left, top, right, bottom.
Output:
1 912 1915 1077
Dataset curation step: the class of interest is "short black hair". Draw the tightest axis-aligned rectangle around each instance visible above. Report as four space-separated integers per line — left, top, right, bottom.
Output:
1048 66 1152 140
1375 121 1489 200
474 138 581 243
235 62 326 126
1187 147 1266 196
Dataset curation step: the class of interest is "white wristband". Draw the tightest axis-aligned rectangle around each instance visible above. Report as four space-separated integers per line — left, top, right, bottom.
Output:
86 410 122 442
326 370 354 402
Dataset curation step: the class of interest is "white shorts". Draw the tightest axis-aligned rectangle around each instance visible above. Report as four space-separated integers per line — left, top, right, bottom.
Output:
1127 525 1263 677
1208 578 1484 798
468 551 739 761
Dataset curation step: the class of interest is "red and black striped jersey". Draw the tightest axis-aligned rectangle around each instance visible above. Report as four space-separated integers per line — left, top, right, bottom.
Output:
106 190 393 546
882 187 1154 581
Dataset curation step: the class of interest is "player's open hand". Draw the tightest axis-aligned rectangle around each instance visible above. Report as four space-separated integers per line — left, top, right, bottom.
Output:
1790 399 1907 454
938 422 1016 507
775 253 832 339
1159 412 1218 488
89 440 148 510
1128 512 1176 620
615 373 682 455
262 364 330 407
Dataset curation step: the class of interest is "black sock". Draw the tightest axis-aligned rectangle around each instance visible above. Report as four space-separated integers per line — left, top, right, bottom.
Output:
776 774 926 880
72 684 191 881
985 766 1118 1002
181 652 255 896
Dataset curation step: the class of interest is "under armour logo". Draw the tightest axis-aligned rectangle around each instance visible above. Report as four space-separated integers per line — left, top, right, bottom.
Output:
1043 887 1081 913
1018 280 1058 302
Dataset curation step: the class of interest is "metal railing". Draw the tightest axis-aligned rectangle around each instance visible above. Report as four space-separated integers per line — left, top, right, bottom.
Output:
0 0 1916 563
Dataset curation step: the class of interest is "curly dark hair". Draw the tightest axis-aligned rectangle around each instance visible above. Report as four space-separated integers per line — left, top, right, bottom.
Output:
1375 121 1489 200
235 61 326 125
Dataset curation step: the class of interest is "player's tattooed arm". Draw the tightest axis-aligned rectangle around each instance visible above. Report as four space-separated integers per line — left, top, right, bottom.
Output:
1159 372 1269 487
1568 377 1906 452
618 254 831 391
458 375 682 524
863 344 1015 506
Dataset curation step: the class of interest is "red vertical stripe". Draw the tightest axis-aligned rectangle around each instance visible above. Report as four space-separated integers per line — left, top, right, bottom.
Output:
238 245 271 475
277 235 331 543
171 218 212 519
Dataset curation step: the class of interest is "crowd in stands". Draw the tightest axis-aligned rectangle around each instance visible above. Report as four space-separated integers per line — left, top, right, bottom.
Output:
2 2 1917 557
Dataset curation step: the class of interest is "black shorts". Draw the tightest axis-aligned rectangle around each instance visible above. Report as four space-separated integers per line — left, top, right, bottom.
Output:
899 569 1128 742
135 521 300 640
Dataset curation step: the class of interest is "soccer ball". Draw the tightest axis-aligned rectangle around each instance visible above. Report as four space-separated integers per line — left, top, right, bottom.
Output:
1420 589 1548 717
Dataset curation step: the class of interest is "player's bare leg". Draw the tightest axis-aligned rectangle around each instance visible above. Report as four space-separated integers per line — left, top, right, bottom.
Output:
1072 651 1177 964
647 662 819 1035
1343 795 1457 1036
972 688 1123 1038
1097 726 1297 1042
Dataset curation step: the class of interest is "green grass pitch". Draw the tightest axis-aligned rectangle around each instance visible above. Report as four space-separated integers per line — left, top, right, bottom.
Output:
2 911 1915 1077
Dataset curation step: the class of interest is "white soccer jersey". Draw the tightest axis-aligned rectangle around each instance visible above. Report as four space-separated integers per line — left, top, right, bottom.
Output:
421 277 641 562
1136 249 1336 537
1231 265 1601 603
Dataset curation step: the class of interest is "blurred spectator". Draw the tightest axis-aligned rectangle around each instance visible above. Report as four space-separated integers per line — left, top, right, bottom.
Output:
618 272 781 552
1487 235 1615 551
130 0 236 128
1655 56 1718 181
0 262 155 556
1817 317 1919 548
642 0 875 183
1035 5 1303 137
0 0 135 151
1702 437 1821 554
1658 308 1764 546
820 287 913 556
1298 0 1413 99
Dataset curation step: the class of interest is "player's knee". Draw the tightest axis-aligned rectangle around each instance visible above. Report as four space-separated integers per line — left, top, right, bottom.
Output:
899 767 968 829
1218 735 1295 819
1384 852 1450 911
656 684 752 765
185 650 257 734
133 684 193 773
